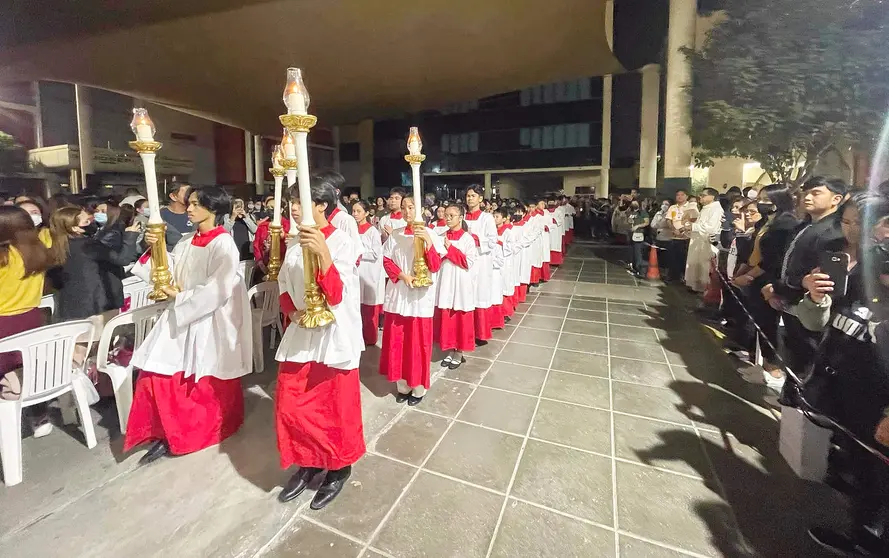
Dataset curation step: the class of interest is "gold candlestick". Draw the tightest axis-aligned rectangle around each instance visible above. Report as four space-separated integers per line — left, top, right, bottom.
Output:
405 128 433 288
279 67 334 328
266 167 286 282
128 108 173 301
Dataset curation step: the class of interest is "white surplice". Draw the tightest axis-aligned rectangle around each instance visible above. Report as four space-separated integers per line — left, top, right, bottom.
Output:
436 230 477 311
465 210 498 309
490 241 505 306
383 226 446 318
276 226 364 370
684 201 723 292
130 230 252 381
378 212 407 243
517 219 537 283
357 224 385 306
548 208 564 254
497 225 515 296
330 207 362 255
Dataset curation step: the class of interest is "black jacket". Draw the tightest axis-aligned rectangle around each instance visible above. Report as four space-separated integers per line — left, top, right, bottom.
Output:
775 212 845 302
49 231 140 320
757 212 802 285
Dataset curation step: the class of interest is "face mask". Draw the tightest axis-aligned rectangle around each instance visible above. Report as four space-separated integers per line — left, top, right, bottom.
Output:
30 214 42 227
93 212 107 225
247 204 255 211
82 222 99 236
757 203 775 216
140 207 151 218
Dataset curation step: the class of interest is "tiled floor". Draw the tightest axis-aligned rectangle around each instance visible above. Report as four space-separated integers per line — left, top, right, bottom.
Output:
1 243 845 557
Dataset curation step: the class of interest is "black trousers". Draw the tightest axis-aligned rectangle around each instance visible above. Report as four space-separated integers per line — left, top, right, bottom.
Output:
669 239 689 281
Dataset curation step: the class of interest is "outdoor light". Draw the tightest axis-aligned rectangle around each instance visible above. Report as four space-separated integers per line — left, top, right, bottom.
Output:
130 108 156 142
283 67 310 115
127 107 172 301
278 67 333 328
404 126 432 287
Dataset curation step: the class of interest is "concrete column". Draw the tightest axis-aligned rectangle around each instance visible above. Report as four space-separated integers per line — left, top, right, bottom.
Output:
639 64 661 190
244 131 254 183
253 135 264 195
484 172 492 198
599 0 614 200
33 82 44 148
74 85 94 181
663 0 697 193
358 119 374 199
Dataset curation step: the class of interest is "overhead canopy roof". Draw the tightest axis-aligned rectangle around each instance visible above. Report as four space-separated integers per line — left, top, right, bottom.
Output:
0 0 622 134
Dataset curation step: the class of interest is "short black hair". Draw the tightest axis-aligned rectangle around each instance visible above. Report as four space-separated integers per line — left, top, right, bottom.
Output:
675 189 688 196
134 198 148 210
466 184 484 196
389 187 406 198
167 181 190 200
495 207 510 219
802 175 847 196
702 188 719 197
726 186 742 196
313 170 346 193
187 186 232 226
288 178 338 218
353 199 370 213
761 183 796 214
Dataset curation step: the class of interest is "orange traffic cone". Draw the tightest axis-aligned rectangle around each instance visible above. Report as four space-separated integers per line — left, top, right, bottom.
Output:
647 245 660 280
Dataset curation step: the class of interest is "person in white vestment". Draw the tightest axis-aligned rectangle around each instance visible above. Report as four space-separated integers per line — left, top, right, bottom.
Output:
352 200 385 346
274 178 365 510
464 185 498 343
434 205 478 369
379 197 446 405
684 188 724 293
535 198 553 282
124 186 252 465
494 208 517 320
377 187 407 243
546 197 565 266
313 171 361 253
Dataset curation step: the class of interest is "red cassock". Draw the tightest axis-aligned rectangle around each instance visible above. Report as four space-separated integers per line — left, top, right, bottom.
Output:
379 230 443 389
433 231 477 352
275 361 366 470
550 250 564 266
124 371 244 455
531 266 542 284
361 304 382 345
541 262 552 282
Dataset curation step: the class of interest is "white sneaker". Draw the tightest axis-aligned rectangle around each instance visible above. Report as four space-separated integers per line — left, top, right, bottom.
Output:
32 421 53 438
763 370 786 393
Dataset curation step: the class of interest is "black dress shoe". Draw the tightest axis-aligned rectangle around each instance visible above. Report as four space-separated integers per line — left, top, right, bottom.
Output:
475 339 488 346
138 440 169 466
278 467 323 503
407 395 424 406
395 392 411 403
310 467 351 510
504 316 511 323
447 356 466 370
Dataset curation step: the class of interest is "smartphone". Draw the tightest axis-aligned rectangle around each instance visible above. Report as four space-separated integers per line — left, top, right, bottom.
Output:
819 251 850 297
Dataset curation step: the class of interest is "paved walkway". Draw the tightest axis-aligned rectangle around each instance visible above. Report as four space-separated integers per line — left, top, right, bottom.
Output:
0 243 845 557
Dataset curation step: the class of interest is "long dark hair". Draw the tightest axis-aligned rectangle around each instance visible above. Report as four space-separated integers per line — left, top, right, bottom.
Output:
0 206 52 277
445 203 469 233
761 183 795 215
48 206 84 265
186 186 232 226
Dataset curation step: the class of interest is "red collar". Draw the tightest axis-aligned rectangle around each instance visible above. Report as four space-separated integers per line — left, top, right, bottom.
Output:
191 226 227 247
445 228 465 240
358 222 373 234
320 224 336 238
548 208 556 213
435 219 446 227
329 207 342 220
465 209 482 221
496 223 510 235
389 211 403 220
403 227 415 236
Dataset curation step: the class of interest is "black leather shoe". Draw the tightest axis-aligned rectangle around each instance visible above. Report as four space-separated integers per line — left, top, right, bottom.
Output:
407 395 424 406
504 316 511 323
310 467 351 510
475 339 488 346
395 392 411 403
278 467 322 503
447 356 466 370
138 440 169 466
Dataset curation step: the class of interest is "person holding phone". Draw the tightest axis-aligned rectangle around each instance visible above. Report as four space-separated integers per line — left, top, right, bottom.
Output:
796 193 889 556
223 198 258 261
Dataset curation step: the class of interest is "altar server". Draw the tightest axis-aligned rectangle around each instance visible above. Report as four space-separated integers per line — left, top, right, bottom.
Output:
378 187 407 242
494 208 517 319
434 204 477 369
547 197 565 266
379 197 445 405
314 171 361 252
464 185 498 343
352 200 384 345
275 178 365 509
124 186 252 465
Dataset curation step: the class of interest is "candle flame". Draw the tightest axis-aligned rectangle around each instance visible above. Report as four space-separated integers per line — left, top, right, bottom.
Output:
407 126 423 156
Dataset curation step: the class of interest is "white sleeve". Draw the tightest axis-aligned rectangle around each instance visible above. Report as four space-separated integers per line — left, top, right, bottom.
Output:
172 237 239 329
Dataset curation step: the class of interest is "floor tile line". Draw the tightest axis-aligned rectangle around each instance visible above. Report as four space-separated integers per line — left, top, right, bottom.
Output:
415 467 508 497
359 323 522 557
508 495 617 534
482 288 569 558
617 531 715 558
409 408 526 438
612 455 711 482
606 299 621 558
366 449 421 469
297 513 372 548
652 309 755 557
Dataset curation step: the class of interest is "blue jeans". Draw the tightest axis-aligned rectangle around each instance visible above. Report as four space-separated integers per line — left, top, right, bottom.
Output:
631 241 648 276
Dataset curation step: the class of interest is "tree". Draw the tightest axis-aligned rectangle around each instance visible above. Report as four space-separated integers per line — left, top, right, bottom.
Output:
0 131 28 174
688 0 889 187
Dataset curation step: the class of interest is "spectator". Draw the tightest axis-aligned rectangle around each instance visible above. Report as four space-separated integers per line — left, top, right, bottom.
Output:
684 188 723 293
627 200 650 277
666 190 696 282
15 198 49 231
0 206 55 437
650 199 673 276
223 198 258 261
159 182 191 243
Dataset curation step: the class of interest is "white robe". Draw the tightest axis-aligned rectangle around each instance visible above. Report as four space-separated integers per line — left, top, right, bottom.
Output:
564 204 575 231
684 201 723 292
383 226 446 318
357 225 385 306
517 220 537 283
436 230 477 311
548 209 564 253
276 227 364 370
505 225 523 290
497 226 515 296
465 211 498 309
378 212 407 243
131 230 252 381
330 207 362 255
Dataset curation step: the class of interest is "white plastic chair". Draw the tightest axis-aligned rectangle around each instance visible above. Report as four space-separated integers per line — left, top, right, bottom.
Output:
247 282 283 373
0 320 96 487
239 260 256 288
121 275 143 287
96 303 168 435
38 294 55 322
123 280 154 311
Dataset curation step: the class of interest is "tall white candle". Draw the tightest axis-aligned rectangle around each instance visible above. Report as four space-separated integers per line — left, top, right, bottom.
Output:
286 169 300 230
411 163 422 223
295 131 314 226
140 153 163 225
286 92 307 115
136 124 154 142
272 174 283 226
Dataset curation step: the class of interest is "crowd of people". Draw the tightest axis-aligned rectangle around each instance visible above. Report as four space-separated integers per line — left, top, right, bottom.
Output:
0 174 577 510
